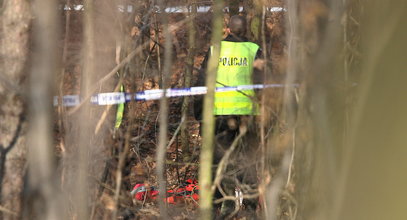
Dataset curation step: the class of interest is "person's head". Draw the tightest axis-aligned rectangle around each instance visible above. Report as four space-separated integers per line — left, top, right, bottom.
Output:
227 15 247 37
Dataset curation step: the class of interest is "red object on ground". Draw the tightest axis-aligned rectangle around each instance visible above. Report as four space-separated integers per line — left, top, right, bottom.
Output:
132 179 200 204
132 183 159 201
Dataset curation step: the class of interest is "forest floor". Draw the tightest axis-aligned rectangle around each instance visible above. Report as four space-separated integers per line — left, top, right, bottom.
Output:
57 6 285 219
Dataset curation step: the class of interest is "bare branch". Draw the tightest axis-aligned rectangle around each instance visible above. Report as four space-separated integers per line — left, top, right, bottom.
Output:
214 192 260 204
1 111 25 153
67 41 150 115
156 0 174 217
0 111 25 202
211 128 246 193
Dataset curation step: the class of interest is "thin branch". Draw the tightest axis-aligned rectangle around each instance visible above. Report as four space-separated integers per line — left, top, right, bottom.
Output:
198 1 224 218
112 91 139 219
57 0 72 153
156 0 173 217
214 192 260 204
0 111 25 201
2 112 25 153
67 40 150 115
211 128 246 193
166 115 185 150
89 172 116 193
285 129 295 187
94 75 124 135
164 160 199 166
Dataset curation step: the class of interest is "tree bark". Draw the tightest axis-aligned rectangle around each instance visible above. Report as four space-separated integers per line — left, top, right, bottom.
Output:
0 0 31 219
181 0 197 162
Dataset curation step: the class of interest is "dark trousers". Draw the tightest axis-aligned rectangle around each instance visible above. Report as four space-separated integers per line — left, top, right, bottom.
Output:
212 115 259 217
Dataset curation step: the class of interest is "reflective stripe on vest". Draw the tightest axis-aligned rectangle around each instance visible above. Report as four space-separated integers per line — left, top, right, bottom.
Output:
214 41 259 115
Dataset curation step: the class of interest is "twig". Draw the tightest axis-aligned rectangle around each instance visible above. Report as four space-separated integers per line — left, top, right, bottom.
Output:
112 132 132 219
154 13 162 79
112 64 139 219
166 115 185 150
349 15 360 26
164 160 199 166
281 190 298 219
142 42 157 81
214 192 260 204
1 113 25 154
211 127 247 193
94 74 124 135
57 0 72 154
175 135 181 185
90 159 111 220
286 88 299 188
226 205 240 220
286 128 296 187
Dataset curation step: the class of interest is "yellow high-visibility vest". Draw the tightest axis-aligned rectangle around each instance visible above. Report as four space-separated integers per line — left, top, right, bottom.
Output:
213 41 259 115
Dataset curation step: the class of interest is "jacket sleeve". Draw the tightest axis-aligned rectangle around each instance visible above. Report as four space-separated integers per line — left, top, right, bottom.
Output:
253 48 264 84
255 48 262 60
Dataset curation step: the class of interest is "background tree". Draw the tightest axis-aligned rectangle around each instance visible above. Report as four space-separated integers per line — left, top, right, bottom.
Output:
0 1 31 219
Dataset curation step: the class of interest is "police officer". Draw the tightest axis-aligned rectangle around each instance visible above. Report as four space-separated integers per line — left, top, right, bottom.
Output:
194 15 263 219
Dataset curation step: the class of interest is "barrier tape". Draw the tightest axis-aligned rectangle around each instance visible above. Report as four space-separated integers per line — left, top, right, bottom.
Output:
53 84 298 106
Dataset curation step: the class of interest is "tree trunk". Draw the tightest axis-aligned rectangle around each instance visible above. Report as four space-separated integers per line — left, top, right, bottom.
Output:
156 0 173 218
0 0 31 219
181 0 197 162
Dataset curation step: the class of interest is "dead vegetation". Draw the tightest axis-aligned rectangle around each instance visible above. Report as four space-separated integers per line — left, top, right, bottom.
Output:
1 0 406 219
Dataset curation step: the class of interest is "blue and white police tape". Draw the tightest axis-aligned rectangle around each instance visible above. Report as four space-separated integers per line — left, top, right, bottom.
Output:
54 84 299 106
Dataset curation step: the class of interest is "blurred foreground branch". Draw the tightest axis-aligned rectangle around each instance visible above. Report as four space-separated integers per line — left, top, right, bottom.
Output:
25 0 64 218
